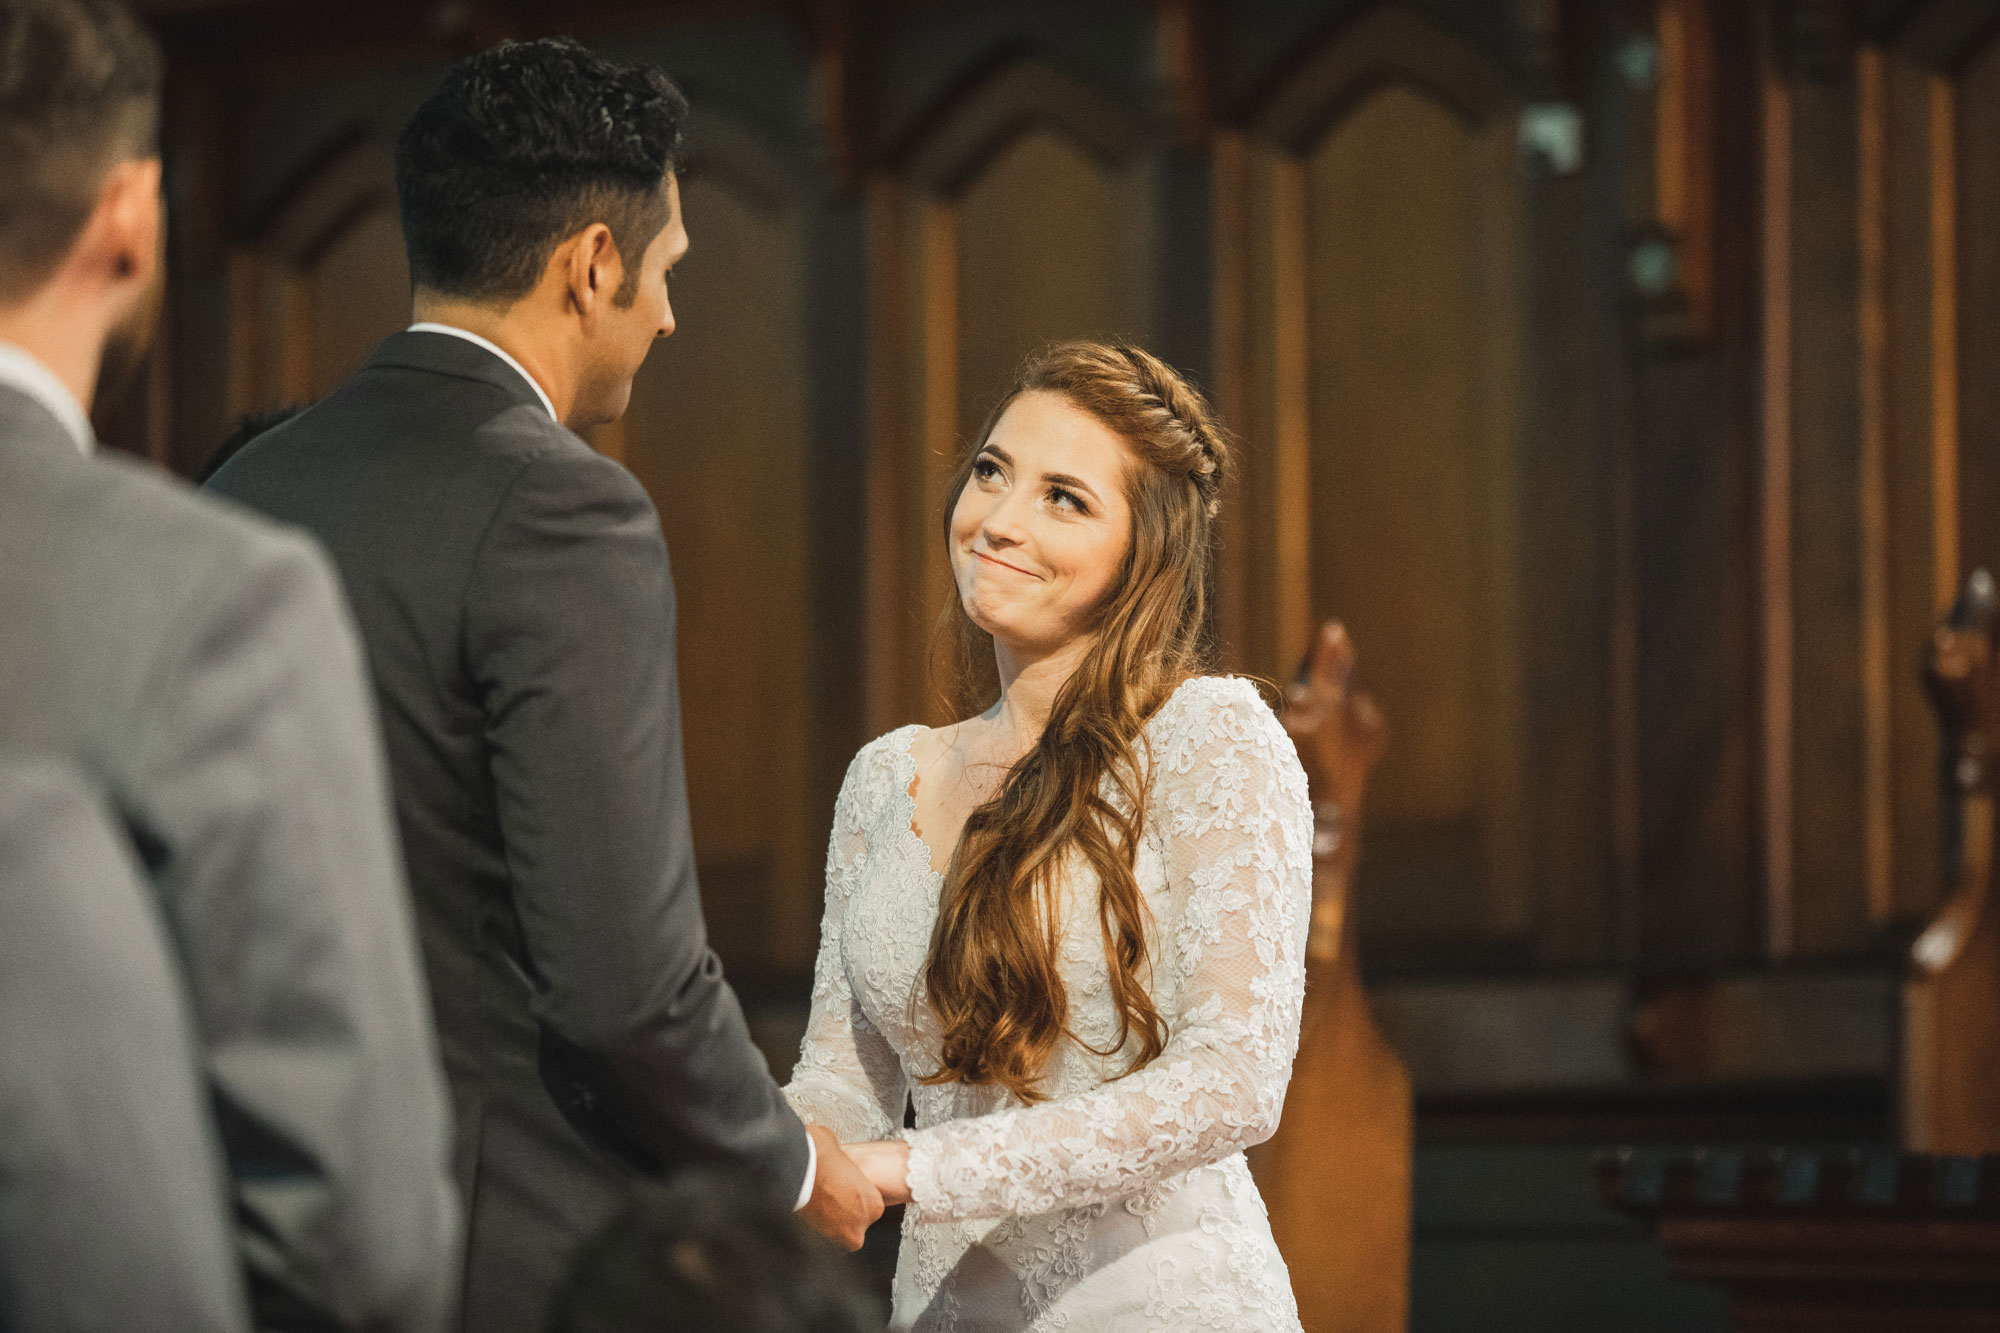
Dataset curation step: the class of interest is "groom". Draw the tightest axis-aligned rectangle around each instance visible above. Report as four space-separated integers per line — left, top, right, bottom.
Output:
209 38 880 1330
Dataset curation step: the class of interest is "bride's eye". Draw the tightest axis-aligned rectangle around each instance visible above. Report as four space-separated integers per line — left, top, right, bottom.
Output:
1049 486 1088 516
972 456 1003 483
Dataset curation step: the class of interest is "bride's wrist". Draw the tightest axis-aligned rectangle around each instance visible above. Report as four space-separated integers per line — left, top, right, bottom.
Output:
857 1138 913 1204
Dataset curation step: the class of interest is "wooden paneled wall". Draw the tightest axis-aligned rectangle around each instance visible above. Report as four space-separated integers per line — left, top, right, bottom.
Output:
128 0 2000 995
625 168 818 974
224 139 405 425
1207 7 1617 970
1758 3 2000 964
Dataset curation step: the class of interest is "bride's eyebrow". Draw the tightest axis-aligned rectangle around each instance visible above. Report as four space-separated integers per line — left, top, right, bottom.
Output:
979 446 1100 503
1044 471 1100 503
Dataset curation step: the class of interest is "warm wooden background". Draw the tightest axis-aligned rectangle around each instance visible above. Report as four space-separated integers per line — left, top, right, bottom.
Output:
117 0 1989 981
99 1 2000 1327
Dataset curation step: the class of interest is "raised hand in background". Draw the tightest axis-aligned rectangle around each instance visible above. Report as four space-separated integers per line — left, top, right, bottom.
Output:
1281 621 1388 962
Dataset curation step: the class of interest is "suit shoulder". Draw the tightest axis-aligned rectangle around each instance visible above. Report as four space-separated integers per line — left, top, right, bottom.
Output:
483 421 656 525
91 453 326 571
77 455 343 620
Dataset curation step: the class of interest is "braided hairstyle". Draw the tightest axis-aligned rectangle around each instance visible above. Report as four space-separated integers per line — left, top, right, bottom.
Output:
922 341 1234 1103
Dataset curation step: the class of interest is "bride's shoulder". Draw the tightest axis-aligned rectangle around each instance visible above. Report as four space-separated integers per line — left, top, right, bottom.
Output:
1147 673 1282 740
1145 674 1299 778
835 723 926 799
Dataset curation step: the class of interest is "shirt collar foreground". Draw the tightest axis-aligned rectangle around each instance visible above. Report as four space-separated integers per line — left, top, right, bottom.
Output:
405 323 559 424
0 343 94 455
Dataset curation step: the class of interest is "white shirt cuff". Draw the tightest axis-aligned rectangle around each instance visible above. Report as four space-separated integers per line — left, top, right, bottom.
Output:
794 1128 818 1211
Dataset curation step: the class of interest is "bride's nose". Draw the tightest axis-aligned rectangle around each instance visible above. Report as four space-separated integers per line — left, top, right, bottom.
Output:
980 496 1029 548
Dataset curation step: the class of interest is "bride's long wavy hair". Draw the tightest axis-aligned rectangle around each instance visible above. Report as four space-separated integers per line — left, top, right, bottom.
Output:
919 341 1233 1104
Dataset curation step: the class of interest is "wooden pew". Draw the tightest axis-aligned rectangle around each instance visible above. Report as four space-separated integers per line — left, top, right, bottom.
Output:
1605 572 2000 1330
1903 567 2000 1155
1598 1146 2000 1331
1250 622 1413 1333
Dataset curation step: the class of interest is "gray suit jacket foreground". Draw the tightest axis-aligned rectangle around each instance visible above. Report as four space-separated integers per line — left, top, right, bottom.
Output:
208 332 810 1333
0 758 250 1333
0 387 458 1332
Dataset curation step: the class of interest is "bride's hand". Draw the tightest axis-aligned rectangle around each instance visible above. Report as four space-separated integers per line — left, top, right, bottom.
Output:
845 1139 912 1207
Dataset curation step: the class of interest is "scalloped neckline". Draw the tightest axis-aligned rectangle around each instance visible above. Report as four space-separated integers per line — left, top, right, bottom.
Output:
890 725 950 881
880 676 1235 884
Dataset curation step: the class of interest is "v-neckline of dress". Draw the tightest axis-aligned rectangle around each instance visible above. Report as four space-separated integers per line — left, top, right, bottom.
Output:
892 724 951 882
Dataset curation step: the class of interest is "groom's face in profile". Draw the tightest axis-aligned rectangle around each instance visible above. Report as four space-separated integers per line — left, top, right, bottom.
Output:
574 171 687 428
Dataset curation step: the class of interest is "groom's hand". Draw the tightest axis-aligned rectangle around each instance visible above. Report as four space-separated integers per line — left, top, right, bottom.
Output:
799 1124 885 1250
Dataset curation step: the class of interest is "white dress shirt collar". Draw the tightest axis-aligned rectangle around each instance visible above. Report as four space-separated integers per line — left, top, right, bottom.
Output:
0 343 94 455
406 322 559 423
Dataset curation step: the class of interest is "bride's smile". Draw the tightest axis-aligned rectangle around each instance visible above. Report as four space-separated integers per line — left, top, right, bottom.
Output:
948 388 1136 657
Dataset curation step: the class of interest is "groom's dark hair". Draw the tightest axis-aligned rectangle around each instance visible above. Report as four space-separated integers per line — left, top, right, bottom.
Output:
396 37 687 308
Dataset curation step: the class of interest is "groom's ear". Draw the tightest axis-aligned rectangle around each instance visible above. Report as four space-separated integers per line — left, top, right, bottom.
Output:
561 222 621 322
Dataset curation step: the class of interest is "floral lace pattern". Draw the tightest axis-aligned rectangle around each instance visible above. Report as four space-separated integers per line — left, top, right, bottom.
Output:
784 676 1309 1331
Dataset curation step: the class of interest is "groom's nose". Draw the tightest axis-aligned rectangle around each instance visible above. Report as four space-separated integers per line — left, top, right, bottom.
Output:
657 297 676 340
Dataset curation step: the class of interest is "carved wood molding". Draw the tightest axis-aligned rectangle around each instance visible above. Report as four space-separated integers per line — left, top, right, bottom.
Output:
891 52 1147 199
1879 0 2000 72
228 130 398 416
1903 568 2000 1154
1247 5 1514 155
680 111 809 214
248 130 396 266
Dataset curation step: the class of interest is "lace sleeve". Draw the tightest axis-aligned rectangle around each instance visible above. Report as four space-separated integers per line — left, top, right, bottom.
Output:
900 678 1312 1222
782 739 910 1144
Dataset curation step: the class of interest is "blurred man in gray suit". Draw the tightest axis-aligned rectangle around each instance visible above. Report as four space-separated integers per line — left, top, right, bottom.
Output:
0 2 457 1328
0 758 250 1333
210 39 881 1332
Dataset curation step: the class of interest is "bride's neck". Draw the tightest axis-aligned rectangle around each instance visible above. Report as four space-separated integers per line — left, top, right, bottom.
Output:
986 634 1093 753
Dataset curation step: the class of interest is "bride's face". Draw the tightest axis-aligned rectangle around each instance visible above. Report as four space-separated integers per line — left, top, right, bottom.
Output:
949 390 1134 655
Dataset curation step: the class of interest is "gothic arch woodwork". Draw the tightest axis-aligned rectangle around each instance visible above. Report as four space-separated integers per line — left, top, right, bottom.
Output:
1249 5 1515 154
227 133 405 417
862 54 1156 732
679 108 809 215
1878 0 2000 70
1216 12 1535 958
892 51 1147 198
250 132 398 269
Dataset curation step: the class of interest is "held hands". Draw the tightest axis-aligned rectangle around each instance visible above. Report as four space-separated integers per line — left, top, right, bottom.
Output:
846 1139 913 1207
799 1124 885 1250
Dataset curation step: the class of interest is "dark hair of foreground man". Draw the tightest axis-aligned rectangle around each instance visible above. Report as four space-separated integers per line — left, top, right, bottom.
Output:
548 1170 885 1333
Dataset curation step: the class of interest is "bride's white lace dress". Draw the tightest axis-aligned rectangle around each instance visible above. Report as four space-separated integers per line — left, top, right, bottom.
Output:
784 675 1311 1331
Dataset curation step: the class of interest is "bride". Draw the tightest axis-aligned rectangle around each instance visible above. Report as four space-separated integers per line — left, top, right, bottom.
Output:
784 341 1310 1331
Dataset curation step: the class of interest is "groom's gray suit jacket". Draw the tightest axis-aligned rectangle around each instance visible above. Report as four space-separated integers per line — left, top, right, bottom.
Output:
208 332 811 1333
0 384 458 1330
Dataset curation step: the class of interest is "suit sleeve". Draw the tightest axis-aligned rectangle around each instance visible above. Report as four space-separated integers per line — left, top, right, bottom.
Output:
0 762 251 1333
113 533 458 1331
463 445 811 1206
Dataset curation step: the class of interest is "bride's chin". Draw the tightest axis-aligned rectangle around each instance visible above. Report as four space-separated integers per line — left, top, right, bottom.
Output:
960 596 1010 638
